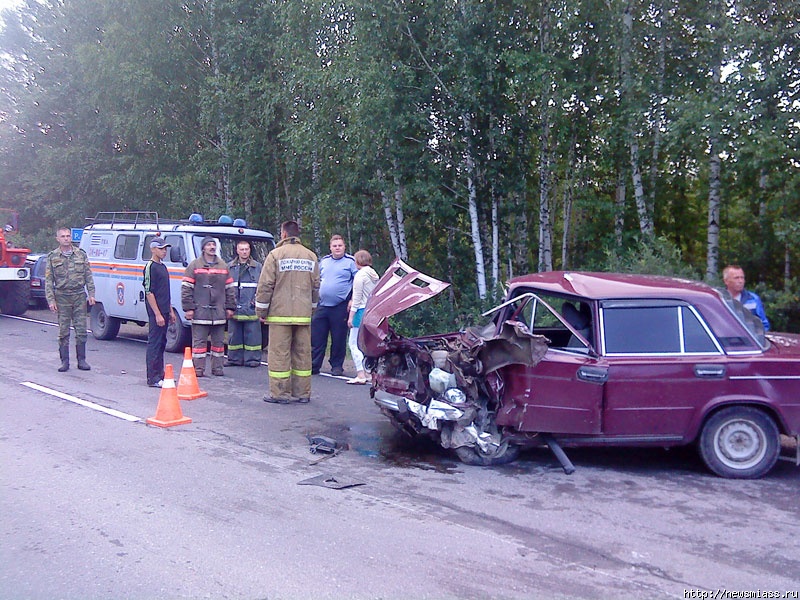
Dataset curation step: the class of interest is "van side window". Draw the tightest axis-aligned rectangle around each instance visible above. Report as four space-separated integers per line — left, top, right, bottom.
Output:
114 234 140 260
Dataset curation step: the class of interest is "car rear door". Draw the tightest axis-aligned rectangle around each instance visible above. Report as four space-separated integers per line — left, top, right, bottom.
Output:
599 301 725 439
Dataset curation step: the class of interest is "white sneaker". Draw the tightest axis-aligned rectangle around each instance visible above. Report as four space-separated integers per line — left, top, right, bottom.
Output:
148 380 163 388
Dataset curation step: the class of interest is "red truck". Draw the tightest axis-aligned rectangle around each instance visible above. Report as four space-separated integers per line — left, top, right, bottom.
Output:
0 210 31 316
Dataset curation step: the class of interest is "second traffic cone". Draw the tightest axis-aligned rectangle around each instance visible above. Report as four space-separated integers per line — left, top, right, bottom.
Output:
146 364 192 428
177 346 207 400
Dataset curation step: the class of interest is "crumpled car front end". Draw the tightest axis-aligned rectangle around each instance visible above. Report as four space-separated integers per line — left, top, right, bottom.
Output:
360 259 549 465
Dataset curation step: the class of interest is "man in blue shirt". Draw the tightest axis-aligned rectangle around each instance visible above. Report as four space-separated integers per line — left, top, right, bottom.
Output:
311 234 358 376
723 265 770 331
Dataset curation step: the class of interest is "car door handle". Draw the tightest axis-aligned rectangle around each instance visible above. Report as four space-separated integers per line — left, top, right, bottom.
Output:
694 364 726 379
577 366 608 384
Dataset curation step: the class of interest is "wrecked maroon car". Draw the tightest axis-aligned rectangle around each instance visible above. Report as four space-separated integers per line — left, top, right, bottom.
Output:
358 259 800 478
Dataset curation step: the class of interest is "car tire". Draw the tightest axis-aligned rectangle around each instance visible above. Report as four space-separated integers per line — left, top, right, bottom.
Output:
454 441 520 466
0 281 30 316
165 310 191 353
90 302 121 340
698 406 779 479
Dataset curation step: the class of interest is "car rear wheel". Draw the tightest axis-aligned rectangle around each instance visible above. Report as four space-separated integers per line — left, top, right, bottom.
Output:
699 406 779 479
165 310 191 353
90 302 120 340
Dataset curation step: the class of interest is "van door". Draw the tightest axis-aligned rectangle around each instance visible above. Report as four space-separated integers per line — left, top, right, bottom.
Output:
82 231 142 322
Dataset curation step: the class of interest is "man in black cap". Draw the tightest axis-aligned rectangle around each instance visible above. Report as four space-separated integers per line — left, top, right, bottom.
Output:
143 238 175 387
181 236 236 377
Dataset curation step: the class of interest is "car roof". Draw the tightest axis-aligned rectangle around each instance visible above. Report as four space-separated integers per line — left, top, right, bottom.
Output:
507 271 720 302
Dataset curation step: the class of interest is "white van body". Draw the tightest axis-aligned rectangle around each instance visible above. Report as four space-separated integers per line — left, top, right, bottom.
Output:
78 212 274 352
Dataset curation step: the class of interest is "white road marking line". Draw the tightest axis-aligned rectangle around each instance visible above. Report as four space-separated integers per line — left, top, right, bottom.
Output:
21 381 141 422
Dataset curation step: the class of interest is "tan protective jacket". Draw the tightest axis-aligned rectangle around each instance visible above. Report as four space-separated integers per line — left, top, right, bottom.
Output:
255 237 319 325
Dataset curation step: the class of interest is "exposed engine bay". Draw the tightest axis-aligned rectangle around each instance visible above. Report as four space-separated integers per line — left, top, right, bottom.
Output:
367 320 550 466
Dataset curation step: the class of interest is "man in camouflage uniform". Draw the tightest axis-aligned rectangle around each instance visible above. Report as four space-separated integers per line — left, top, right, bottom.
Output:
45 227 96 372
255 220 319 404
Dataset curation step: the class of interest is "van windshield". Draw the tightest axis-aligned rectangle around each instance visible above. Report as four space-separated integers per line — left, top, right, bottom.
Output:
193 235 275 265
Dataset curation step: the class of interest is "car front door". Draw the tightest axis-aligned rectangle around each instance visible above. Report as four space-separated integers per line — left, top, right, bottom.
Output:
495 294 604 434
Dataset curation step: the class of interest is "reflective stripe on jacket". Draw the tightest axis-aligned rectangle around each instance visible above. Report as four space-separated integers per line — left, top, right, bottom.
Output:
228 257 262 320
181 256 235 325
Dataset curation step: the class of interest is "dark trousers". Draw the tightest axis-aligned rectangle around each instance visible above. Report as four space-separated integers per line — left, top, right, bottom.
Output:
146 309 168 385
227 317 262 365
311 301 348 371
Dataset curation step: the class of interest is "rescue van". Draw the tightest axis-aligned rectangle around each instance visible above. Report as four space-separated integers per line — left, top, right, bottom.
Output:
78 211 275 352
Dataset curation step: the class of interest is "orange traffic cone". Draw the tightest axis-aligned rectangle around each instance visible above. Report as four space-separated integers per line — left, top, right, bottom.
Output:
146 364 192 428
177 347 207 400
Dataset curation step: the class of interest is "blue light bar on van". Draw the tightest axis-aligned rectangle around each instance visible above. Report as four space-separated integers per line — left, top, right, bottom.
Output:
189 213 203 224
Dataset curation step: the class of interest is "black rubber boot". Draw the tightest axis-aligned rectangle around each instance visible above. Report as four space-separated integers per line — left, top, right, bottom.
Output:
58 343 70 372
76 342 91 371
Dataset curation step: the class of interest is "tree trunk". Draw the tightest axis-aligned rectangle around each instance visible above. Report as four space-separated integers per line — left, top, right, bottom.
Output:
377 169 402 259
705 62 722 282
463 114 487 299
648 3 666 219
491 185 500 294
538 116 553 273
561 132 577 270
392 171 408 260
615 170 626 248
622 3 652 238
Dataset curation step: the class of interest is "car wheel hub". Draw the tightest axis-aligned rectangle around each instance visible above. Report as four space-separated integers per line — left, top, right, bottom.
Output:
715 420 766 470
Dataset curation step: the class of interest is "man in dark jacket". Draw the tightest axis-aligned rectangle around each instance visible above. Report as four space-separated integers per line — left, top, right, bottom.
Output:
181 236 235 377
225 240 263 367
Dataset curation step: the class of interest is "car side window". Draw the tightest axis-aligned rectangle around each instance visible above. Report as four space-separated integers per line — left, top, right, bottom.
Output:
603 305 721 355
681 307 719 353
114 234 140 260
603 306 680 353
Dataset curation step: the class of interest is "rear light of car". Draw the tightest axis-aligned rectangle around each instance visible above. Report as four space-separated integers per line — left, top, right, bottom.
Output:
31 280 41 287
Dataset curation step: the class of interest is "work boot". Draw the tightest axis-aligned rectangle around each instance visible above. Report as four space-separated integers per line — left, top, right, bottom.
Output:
76 342 91 371
58 343 70 372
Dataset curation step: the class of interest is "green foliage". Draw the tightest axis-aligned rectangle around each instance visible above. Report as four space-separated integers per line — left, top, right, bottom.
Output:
601 236 702 280
756 280 800 334
0 0 797 301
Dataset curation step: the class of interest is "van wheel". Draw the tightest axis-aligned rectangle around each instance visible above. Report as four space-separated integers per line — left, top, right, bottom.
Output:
90 302 120 340
165 311 191 353
699 406 779 479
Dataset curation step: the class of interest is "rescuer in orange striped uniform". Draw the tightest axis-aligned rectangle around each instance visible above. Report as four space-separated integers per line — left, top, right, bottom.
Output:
181 236 235 377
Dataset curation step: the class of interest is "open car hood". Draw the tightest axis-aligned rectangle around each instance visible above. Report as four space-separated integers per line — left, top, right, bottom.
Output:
359 258 451 357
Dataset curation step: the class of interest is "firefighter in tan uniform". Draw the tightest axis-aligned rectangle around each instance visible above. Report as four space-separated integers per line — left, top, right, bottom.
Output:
255 220 320 404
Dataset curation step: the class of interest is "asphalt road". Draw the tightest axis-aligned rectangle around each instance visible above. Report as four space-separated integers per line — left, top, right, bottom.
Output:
1 309 798 600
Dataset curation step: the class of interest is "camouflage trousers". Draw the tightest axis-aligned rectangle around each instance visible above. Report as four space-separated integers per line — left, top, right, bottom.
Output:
55 292 88 345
